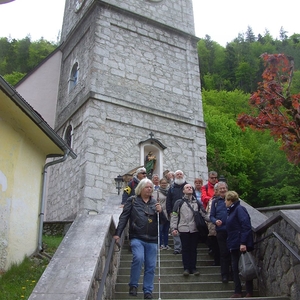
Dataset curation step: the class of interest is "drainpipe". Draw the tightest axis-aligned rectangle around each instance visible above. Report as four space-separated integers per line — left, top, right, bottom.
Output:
37 150 70 252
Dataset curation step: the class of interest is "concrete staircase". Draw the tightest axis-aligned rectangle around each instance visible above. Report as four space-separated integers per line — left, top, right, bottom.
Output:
114 239 290 300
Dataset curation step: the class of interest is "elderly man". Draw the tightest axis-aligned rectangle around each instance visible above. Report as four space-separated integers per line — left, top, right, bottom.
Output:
166 170 195 254
151 174 160 191
210 181 231 284
121 167 147 205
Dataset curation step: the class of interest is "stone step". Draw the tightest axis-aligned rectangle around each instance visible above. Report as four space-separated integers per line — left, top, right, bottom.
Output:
121 251 214 259
116 241 289 300
118 266 220 276
117 272 222 283
114 295 289 300
119 258 215 267
115 281 235 292
114 290 261 299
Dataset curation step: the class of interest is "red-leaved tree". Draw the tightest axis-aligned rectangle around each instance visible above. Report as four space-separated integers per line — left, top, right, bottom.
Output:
237 53 300 165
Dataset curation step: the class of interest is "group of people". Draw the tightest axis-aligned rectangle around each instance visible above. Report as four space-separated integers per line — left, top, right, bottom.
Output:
114 168 254 299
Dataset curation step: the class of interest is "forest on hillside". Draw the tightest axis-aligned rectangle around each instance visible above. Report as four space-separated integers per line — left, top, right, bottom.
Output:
0 36 57 85
1 28 300 207
199 26 300 207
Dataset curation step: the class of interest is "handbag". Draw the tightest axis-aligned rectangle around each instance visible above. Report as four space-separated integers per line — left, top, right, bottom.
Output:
185 201 209 238
238 251 259 281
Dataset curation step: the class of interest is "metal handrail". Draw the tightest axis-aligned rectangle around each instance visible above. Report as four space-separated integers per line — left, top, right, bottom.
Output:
96 231 125 300
254 231 300 262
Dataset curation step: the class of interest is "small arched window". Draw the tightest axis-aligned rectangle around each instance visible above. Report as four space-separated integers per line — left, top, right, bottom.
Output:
68 62 79 93
64 124 73 147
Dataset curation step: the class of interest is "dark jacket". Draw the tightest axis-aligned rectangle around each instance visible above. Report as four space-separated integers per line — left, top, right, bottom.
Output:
226 200 254 251
121 177 139 204
115 195 166 243
166 181 196 215
210 196 227 232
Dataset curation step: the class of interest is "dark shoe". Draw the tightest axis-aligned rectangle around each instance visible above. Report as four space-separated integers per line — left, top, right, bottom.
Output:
192 269 200 275
222 276 228 283
144 293 153 299
244 293 253 298
129 286 137 296
230 294 242 298
183 269 190 276
173 250 181 255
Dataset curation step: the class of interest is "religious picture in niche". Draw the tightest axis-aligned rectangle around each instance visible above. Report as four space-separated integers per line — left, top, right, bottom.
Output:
145 151 157 178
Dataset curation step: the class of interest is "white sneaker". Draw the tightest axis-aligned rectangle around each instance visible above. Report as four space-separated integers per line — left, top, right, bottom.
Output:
160 245 166 250
165 245 172 250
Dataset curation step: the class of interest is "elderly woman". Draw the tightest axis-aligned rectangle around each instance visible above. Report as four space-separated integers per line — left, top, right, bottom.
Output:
170 183 209 276
114 178 166 300
194 177 203 204
225 191 254 298
153 178 171 250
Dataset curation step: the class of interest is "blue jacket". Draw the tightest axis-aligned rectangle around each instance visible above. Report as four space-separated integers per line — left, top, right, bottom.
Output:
226 201 254 251
210 196 227 232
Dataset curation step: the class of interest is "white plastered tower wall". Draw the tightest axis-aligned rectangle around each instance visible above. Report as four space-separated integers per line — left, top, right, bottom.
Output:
46 0 208 221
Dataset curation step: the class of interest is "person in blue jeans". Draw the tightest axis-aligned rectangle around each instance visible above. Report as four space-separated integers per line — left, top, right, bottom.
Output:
114 178 166 299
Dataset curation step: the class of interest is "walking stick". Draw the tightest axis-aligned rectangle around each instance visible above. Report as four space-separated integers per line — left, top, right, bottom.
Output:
157 191 162 300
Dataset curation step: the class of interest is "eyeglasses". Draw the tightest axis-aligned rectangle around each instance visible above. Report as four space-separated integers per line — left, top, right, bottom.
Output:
140 172 147 175
210 177 217 179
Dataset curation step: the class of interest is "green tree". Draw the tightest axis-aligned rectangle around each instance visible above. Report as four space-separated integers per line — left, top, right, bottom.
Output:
28 38 57 70
15 36 31 73
202 89 300 207
245 26 256 43
3 72 26 86
238 53 300 165
0 36 57 84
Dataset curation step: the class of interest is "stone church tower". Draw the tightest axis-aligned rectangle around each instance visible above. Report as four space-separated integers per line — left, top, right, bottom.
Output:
46 0 207 221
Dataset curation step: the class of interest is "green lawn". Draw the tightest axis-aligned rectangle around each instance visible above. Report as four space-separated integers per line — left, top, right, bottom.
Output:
0 235 63 300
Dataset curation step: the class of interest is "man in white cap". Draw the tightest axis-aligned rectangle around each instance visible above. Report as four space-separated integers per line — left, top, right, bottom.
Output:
121 167 147 205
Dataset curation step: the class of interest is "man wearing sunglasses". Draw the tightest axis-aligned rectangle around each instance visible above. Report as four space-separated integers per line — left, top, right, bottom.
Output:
201 171 218 209
121 167 147 205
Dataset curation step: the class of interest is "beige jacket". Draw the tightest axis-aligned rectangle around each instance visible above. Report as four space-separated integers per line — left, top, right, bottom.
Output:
152 190 169 221
206 198 217 236
170 196 209 233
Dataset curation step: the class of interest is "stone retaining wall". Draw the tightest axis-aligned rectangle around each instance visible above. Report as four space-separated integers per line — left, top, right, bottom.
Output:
29 211 122 300
255 210 300 300
43 221 73 236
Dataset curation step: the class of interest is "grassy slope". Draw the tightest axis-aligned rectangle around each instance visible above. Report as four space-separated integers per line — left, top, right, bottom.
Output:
0 235 63 300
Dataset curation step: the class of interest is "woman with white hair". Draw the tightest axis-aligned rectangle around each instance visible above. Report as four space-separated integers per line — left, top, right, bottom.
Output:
114 178 166 299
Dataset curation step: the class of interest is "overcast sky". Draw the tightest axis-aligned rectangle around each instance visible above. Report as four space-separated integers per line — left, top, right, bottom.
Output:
0 0 299 46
